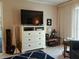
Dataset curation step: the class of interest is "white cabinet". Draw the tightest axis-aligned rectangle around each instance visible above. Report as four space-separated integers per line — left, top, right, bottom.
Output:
21 26 46 52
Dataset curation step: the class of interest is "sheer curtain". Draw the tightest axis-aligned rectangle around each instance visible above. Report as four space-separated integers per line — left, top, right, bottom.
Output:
58 0 79 41
72 6 79 40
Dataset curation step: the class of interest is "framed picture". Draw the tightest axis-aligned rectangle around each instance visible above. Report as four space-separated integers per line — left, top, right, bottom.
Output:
47 19 52 26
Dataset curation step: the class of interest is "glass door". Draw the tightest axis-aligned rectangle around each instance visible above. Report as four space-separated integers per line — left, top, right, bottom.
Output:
0 2 3 53
0 30 2 53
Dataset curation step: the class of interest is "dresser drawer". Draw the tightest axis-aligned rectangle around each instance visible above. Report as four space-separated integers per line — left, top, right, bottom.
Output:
23 31 34 38
35 31 45 36
23 31 45 42
23 39 33 43
22 42 42 51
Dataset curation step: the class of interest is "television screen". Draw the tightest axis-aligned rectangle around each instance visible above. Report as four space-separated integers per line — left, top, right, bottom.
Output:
21 9 43 25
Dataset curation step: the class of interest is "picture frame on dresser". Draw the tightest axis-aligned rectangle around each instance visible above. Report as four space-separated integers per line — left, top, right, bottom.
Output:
47 19 52 26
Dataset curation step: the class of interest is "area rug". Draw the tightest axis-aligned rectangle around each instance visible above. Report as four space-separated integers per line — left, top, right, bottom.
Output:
4 50 54 59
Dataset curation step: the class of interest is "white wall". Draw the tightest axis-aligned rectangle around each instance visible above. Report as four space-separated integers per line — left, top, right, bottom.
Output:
2 0 57 28
0 0 57 52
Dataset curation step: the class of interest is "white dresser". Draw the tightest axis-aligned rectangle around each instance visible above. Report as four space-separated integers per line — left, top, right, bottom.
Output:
21 26 46 52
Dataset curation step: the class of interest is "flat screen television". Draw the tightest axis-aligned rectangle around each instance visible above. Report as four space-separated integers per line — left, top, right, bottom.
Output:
21 9 43 25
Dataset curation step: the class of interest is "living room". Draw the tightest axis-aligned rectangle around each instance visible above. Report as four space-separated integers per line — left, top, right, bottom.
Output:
0 0 79 59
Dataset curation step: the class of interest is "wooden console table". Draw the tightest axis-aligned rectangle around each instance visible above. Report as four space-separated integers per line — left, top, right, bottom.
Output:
63 41 70 58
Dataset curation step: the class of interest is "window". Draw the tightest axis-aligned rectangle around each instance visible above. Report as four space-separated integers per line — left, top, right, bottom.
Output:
72 7 79 40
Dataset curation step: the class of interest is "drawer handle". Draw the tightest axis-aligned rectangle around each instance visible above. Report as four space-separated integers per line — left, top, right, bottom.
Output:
28 33 31 35
28 45 31 46
39 43 41 45
39 38 41 39
39 33 41 34
28 39 31 41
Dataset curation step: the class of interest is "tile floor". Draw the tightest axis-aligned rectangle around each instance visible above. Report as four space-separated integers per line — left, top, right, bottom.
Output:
0 45 70 59
42 45 70 59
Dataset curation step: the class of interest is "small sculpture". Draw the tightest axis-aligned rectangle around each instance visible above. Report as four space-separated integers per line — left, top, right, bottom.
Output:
50 29 57 38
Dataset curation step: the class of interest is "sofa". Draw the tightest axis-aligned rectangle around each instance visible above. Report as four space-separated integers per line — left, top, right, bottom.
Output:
70 41 79 59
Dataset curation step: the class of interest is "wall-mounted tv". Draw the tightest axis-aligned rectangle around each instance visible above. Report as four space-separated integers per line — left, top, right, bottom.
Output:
21 9 43 25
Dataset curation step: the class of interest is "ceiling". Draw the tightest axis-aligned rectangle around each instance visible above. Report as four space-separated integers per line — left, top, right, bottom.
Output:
27 0 70 5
